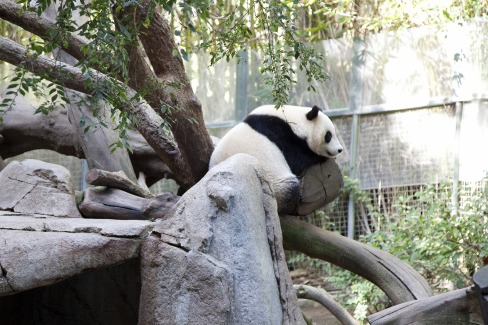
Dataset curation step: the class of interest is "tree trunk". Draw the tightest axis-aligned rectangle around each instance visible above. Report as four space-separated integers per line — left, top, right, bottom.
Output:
0 35 197 188
118 1 214 192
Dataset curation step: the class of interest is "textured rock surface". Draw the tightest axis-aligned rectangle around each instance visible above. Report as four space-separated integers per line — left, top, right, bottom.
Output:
139 237 233 325
0 212 153 236
0 212 153 296
0 159 82 217
140 153 305 325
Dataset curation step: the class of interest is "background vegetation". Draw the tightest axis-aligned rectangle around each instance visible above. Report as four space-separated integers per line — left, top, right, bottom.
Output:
290 175 488 321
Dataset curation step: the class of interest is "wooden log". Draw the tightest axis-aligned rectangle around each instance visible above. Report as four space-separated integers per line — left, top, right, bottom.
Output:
86 168 154 198
281 216 433 305
298 159 343 215
295 285 359 325
79 187 178 220
368 287 483 325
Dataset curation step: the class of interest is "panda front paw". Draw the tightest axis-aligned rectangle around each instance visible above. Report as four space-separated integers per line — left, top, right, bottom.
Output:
274 177 301 216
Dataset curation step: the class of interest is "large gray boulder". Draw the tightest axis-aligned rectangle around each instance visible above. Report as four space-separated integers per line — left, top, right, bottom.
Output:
139 153 305 325
0 159 82 217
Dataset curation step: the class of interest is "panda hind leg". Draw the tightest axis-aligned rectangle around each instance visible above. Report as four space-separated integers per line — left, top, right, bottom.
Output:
273 176 301 216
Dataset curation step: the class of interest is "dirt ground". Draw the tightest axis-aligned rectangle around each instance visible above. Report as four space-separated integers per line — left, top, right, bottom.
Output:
300 302 343 325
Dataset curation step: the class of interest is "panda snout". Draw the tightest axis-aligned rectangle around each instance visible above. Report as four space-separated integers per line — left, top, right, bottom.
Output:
326 148 342 157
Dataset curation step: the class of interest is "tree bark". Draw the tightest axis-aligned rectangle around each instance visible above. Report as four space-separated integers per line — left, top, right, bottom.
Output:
85 168 154 198
280 216 433 305
368 287 483 325
128 1 214 192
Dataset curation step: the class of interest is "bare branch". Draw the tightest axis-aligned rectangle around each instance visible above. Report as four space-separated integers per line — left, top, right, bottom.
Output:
0 0 87 63
281 216 433 305
295 285 359 325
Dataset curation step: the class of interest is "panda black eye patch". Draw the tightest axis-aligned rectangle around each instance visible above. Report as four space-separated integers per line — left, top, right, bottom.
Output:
325 131 332 144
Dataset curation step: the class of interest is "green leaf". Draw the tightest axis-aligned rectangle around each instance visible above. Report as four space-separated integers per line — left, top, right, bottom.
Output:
442 10 452 21
294 43 300 59
180 48 189 61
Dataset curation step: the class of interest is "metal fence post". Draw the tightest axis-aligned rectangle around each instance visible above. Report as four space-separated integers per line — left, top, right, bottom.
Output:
235 50 249 121
347 36 365 239
81 159 88 191
451 101 463 216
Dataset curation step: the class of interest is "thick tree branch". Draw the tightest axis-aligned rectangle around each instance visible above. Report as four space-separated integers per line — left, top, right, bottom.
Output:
368 287 481 325
132 2 186 82
0 36 194 189
281 216 433 305
1 1 214 191
0 0 87 63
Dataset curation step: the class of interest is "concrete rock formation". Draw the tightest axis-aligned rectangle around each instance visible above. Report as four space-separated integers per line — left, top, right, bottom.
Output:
0 154 306 324
140 153 305 324
0 159 81 218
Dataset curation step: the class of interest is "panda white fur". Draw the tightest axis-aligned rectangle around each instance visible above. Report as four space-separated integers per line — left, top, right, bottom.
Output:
209 105 343 215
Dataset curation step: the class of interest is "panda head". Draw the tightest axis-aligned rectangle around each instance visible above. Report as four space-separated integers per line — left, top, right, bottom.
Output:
305 105 343 158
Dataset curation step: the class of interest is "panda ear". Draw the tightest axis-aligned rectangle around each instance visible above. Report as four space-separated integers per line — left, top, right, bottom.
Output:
306 105 321 120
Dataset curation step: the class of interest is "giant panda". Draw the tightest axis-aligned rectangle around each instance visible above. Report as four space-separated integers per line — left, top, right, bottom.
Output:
209 105 343 215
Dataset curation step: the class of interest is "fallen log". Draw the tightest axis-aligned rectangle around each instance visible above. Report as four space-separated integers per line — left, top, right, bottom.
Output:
79 187 178 220
86 168 154 198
